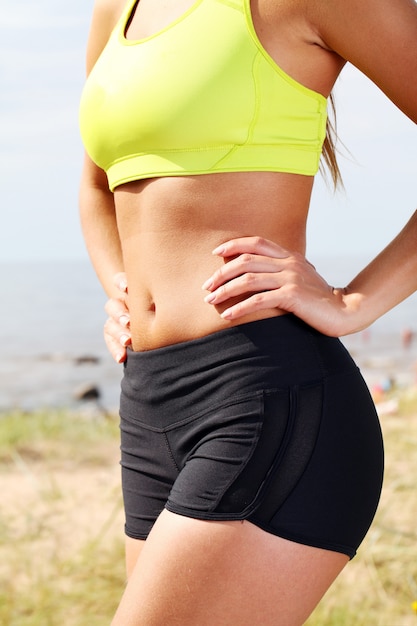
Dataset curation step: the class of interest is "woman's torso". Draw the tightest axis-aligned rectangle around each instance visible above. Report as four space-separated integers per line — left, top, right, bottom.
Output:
87 0 345 350
115 171 313 350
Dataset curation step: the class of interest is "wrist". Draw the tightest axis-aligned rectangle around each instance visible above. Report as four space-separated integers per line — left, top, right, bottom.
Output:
334 286 370 336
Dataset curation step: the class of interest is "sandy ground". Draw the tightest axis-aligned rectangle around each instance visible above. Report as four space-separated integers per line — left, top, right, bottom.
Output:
0 439 124 590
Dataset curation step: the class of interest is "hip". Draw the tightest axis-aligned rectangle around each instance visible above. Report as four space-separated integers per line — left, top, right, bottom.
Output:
120 314 370 428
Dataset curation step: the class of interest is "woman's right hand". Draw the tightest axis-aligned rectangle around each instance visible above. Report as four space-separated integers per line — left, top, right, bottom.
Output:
104 272 132 363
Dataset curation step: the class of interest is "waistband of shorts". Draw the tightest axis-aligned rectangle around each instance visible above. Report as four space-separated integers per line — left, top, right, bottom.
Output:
124 314 311 372
120 315 356 425
123 314 347 367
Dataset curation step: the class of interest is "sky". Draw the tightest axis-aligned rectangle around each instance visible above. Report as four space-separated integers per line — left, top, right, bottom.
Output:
1 1 416 264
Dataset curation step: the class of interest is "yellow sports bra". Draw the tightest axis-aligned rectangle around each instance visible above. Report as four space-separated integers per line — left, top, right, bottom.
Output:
79 0 328 192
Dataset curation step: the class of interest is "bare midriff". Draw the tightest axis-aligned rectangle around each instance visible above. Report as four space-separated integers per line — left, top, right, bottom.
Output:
114 171 314 351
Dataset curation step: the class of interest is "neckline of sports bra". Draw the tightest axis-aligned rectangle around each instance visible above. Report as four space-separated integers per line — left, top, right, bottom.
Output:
118 0 327 104
120 0 205 45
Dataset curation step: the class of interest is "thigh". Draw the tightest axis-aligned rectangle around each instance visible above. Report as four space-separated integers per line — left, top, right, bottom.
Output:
125 536 146 579
111 509 349 626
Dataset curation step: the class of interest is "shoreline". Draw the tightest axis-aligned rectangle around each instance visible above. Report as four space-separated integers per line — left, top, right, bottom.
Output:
2 256 417 413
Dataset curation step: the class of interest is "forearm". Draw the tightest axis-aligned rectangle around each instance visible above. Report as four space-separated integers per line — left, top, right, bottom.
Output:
79 158 124 298
339 209 417 333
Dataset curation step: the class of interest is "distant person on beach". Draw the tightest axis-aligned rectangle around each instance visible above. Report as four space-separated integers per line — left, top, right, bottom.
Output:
402 327 414 350
79 0 417 623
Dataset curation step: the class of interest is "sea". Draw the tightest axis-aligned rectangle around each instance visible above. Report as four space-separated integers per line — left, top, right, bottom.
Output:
1 257 417 412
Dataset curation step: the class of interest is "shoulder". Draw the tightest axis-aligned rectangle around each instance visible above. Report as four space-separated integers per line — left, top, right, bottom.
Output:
304 0 417 122
92 0 127 29
85 0 128 74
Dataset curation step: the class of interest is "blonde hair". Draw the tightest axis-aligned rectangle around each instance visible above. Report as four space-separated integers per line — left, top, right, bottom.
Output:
320 94 343 189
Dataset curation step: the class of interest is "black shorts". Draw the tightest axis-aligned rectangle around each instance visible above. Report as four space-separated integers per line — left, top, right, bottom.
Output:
120 315 384 558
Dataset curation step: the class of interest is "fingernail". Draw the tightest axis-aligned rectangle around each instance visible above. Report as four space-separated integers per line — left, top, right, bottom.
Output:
204 293 216 303
119 315 130 327
116 353 125 363
220 309 232 319
120 334 130 346
201 279 213 291
118 280 128 292
212 245 225 255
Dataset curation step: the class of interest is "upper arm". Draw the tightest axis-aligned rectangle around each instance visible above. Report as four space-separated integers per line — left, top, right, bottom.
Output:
85 0 126 74
312 0 417 123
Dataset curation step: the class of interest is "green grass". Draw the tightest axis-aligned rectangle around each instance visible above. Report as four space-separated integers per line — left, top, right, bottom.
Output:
0 409 119 464
0 409 125 626
0 538 125 626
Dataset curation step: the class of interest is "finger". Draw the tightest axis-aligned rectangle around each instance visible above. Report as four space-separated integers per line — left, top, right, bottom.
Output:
220 288 288 320
104 332 127 363
219 279 334 323
113 271 128 293
212 236 290 259
105 297 130 327
104 318 131 363
104 317 131 345
202 253 286 292
204 272 283 305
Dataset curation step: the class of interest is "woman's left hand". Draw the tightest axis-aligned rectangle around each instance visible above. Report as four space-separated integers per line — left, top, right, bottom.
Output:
104 272 132 363
202 236 350 336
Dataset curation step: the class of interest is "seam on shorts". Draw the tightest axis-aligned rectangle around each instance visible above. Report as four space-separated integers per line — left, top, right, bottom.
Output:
165 501 249 521
120 389 267 432
124 525 150 541
322 366 365 387
210 392 265 511
163 431 181 472
163 389 266 432
242 381 325 522
234 385 299 517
